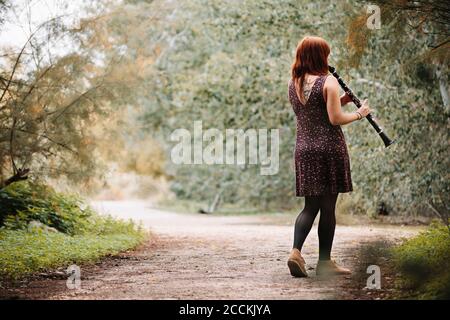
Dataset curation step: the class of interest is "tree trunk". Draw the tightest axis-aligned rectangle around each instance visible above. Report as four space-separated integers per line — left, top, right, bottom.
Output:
435 65 449 111
208 191 222 214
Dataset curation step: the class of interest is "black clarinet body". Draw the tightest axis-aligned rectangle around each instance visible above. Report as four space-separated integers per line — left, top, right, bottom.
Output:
328 66 395 148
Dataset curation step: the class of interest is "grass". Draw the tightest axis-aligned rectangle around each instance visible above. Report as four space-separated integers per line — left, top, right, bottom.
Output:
0 228 145 279
0 182 147 280
392 222 450 299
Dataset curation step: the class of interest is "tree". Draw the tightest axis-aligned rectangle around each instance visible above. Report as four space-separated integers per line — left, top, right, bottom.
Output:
342 0 449 219
0 1 142 189
0 0 10 27
129 0 447 217
114 0 357 210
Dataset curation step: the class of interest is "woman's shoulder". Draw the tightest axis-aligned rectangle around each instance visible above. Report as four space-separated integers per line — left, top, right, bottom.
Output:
323 74 338 88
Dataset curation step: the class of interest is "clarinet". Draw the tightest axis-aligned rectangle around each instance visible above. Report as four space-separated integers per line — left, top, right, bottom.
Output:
328 66 395 148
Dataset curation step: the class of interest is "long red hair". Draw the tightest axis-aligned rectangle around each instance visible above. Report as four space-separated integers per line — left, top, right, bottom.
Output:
291 36 330 104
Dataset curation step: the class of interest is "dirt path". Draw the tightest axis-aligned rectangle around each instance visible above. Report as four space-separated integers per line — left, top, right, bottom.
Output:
1 201 420 300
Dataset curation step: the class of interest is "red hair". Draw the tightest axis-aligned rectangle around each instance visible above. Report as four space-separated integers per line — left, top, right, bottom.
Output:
291 36 330 104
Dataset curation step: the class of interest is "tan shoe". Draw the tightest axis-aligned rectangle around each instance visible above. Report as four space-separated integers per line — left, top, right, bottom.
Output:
316 259 351 276
287 248 308 277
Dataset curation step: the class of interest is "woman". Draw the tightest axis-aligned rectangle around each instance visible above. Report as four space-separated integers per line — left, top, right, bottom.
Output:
287 36 371 277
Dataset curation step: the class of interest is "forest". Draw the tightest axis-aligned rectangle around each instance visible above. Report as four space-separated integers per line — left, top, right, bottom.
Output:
1 0 448 217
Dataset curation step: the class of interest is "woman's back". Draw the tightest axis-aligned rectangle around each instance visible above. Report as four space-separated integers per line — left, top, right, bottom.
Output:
288 75 346 151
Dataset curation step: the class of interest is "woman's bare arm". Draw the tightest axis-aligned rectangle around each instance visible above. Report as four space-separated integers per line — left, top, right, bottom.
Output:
324 76 370 126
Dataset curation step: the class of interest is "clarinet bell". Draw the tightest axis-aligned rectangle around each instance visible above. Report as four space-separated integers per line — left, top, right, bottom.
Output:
379 131 395 148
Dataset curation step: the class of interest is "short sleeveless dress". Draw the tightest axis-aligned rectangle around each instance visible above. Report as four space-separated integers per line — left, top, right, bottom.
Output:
288 75 353 197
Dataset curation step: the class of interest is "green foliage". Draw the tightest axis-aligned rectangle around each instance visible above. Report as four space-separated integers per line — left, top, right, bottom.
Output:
0 181 93 234
2 0 447 217
119 0 348 209
0 228 144 279
0 181 145 279
119 0 448 216
341 0 450 219
392 222 450 299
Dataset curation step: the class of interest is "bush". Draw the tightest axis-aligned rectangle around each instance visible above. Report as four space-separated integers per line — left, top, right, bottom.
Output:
392 222 450 299
0 182 94 235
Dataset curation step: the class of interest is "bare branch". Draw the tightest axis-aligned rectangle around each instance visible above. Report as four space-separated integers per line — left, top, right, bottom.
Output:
0 15 66 104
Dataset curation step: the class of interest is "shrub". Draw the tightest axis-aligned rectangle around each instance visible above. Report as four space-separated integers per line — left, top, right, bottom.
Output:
0 182 93 235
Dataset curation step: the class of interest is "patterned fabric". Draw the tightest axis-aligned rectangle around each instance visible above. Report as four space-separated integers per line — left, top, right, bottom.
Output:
288 75 353 196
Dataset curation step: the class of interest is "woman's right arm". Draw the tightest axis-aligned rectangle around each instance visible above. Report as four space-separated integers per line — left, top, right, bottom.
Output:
324 76 371 126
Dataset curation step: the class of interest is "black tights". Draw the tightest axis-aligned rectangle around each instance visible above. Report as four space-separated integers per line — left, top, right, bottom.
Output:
293 194 338 261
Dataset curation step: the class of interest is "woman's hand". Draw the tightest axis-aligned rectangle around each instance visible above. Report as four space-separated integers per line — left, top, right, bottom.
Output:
357 99 371 118
340 93 352 106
